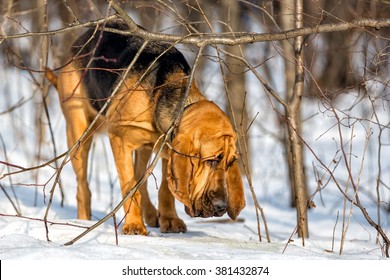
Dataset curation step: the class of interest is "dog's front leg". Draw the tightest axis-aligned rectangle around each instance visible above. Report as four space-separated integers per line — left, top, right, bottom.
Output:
158 159 187 233
135 148 159 227
109 132 148 235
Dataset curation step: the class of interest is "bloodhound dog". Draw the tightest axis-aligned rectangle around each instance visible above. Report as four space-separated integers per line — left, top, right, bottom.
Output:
47 19 245 235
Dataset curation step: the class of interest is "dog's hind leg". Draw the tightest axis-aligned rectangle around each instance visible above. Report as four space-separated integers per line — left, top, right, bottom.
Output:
57 63 94 220
67 127 93 220
134 147 159 227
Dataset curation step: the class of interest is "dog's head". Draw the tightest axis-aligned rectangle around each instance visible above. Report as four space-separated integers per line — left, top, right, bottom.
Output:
167 101 245 220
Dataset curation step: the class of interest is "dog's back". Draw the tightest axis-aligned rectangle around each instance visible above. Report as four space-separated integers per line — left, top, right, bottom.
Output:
71 20 192 116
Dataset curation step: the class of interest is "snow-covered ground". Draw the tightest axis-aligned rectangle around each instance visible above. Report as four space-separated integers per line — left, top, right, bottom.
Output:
1 54 390 263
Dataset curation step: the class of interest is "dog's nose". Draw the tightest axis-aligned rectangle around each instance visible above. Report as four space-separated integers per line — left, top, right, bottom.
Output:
213 200 227 216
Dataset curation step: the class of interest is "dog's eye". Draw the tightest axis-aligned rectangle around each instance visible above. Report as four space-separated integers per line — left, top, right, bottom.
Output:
206 154 224 167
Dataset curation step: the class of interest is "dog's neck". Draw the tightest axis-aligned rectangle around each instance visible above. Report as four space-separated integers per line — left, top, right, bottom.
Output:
168 100 200 142
154 80 206 137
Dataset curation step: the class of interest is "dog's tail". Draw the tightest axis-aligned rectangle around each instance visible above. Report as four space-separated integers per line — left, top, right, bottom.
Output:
44 67 58 89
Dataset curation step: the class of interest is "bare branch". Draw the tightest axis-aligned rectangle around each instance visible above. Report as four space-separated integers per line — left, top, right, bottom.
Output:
2 10 390 47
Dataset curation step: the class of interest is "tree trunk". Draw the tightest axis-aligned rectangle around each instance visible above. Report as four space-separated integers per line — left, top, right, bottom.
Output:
289 0 309 239
274 0 309 215
220 0 250 173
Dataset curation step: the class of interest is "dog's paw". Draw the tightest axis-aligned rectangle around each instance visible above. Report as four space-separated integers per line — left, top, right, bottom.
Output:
159 216 187 233
122 223 148 236
144 209 159 228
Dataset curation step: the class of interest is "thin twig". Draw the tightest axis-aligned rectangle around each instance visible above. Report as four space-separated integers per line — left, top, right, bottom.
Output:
0 212 90 229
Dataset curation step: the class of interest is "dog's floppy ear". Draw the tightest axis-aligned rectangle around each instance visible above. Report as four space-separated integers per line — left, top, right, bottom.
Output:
226 160 245 220
167 135 194 216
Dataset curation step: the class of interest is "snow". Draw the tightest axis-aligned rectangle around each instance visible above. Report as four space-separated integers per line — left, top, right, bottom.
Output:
1 57 390 263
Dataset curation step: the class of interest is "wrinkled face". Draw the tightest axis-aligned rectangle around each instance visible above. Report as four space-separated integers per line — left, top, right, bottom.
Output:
185 135 238 218
166 101 245 220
